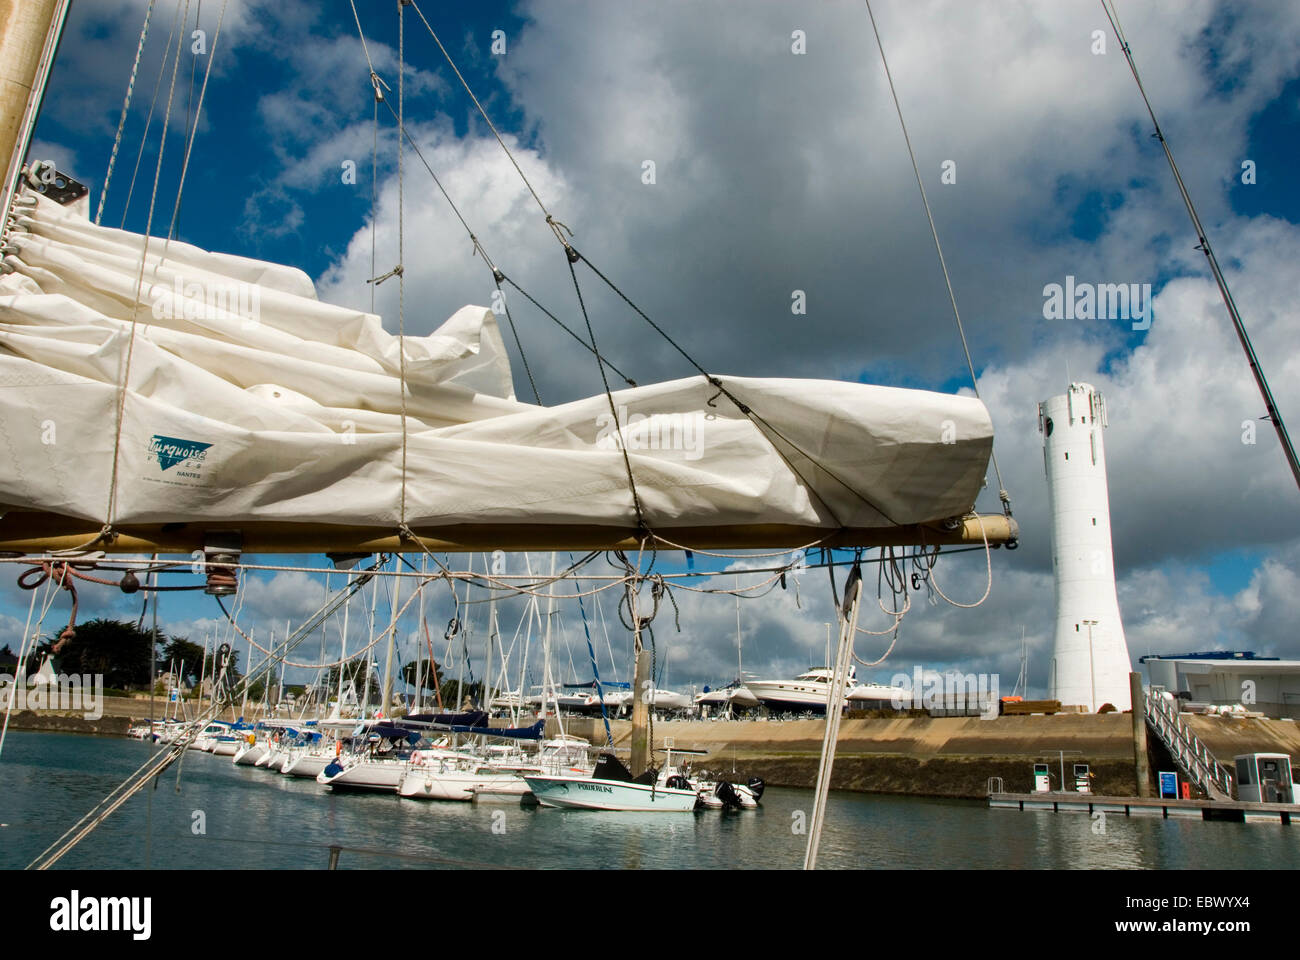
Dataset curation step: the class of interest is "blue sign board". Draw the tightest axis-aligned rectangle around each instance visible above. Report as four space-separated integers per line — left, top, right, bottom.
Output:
1158 771 1178 799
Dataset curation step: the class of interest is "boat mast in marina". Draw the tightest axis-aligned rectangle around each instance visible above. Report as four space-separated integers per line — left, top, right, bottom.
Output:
1 1 1035 869
381 556 402 717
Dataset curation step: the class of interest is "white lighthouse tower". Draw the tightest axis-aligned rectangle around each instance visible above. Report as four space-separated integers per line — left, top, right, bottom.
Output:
1038 382 1132 712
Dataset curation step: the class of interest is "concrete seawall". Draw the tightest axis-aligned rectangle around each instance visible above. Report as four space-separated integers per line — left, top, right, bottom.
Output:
558 713 1300 799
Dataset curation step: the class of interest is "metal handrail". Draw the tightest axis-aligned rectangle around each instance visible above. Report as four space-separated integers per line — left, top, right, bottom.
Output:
1143 687 1232 798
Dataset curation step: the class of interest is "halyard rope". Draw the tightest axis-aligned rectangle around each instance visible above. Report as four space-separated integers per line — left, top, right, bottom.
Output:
95 0 156 225
106 0 190 529
863 0 1012 518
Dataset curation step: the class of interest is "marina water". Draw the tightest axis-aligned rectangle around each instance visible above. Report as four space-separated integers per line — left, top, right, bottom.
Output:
2 732 1297 870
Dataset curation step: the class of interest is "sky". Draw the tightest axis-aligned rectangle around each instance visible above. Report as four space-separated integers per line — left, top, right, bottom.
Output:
7 0 1300 703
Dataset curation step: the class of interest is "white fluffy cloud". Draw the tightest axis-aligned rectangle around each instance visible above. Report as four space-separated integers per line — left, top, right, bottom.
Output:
15 2 1300 696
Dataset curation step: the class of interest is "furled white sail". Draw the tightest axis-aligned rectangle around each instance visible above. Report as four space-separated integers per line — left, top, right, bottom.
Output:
0 188 995 542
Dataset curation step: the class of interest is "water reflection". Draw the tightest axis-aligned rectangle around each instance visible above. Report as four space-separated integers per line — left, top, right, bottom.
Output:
2 733 1297 870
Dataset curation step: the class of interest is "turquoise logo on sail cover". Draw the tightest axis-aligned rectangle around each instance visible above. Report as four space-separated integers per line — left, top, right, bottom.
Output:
149 435 212 471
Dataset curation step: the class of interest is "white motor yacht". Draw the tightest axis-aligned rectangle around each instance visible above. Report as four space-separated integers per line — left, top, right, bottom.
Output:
746 666 860 712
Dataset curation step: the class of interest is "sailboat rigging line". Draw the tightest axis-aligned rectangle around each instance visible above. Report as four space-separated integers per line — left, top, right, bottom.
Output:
394 523 619 600
1100 0 1300 495
397 0 411 530
373 98 480 261
918 516 992 609
647 532 832 561
443 551 604 603
216 572 427 670
0 581 46 759
565 258 649 534
347 0 379 76
372 95 548 403
495 275 542 403
165 0 227 244
500 275 636 386
351 7 635 392
858 547 910 637
370 85 379 312
95 0 157 226
611 546 656 580
26 559 383 871
145 556 159 868
17 560 205 592
15 562 77 651
116 1 183 230
826 545 910 638
173 0 201 239
574 250 889 528
107 0 192 531
408 0 552 221
853 619 902 666
0 547 985 590
570 556 614 746
862 0 1011 520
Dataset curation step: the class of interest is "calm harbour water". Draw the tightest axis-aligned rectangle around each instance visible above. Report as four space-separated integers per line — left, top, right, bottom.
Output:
2 731 1297 870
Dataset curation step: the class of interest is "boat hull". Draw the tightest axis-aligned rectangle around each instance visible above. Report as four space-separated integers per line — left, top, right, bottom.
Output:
397 767 529 802
234 743 268 766
524 775 699 812
317 759 407 791
282 752 333 779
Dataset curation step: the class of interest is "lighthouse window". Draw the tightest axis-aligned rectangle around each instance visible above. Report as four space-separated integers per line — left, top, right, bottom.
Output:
1092 518 1096 525
1044 417 1054 437
1064 452 1069 460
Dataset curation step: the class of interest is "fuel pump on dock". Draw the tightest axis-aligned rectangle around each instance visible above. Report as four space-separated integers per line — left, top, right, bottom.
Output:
1073 763 1091 793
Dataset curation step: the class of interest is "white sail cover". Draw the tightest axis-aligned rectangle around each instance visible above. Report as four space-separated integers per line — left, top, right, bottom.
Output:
0 189 993 533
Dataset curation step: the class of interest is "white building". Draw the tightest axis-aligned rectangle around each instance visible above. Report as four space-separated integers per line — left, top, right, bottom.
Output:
1039 382 1132 711
1142 653 1300 718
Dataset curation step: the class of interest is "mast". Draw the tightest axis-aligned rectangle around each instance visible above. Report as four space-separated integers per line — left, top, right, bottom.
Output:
736 580 742 679
732 582 743 719
1102 2 1300 496
541 552 563 738
486 553 498 714
415 554 427 713
336 570 352 715
0 0 70 229
628 575 652 776
379 555 400 717
257 631 274 718
315 573 329 714
240 630 253 717
518 555 535 725
455 553 471 709
360 568 381 718
196 629 211 717
281 618 289 710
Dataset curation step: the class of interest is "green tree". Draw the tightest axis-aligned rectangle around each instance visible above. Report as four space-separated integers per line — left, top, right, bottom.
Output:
35 619 157 690
161 636 208 686
399 658 445 692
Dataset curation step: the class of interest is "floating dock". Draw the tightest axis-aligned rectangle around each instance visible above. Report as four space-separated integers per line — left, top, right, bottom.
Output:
989 791 1298 823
